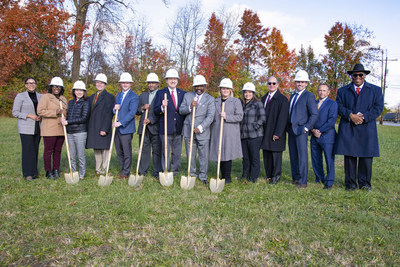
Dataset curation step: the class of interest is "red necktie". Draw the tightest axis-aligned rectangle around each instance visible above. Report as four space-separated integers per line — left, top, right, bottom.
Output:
170 90 177 109
356 87 360 95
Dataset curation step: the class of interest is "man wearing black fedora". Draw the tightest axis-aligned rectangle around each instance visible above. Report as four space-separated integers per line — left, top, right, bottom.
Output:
335 63 384 191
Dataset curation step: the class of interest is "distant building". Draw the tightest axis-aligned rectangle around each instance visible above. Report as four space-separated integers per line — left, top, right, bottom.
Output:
383 113 399 122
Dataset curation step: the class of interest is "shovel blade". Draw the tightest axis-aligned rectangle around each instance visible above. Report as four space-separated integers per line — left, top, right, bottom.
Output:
98 174 113 187
210 178 225 193
65 171 80 184
180 175 196 190
159 171 173 187
128 174 143 187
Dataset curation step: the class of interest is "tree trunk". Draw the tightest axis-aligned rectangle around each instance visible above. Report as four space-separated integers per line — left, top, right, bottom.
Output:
71 0 88 81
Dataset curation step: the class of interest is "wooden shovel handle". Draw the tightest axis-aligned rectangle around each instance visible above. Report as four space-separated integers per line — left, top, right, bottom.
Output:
216 102 225 180
136 109 148 175
188 97 196 177
105 109 118 176
59 100 73 177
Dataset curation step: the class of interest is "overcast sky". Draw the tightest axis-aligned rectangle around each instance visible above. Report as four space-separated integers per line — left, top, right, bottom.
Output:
132 0 400 108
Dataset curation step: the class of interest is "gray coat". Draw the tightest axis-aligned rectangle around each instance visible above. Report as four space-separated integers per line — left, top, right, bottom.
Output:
179 91 215 140
12 91 42 135
209 97 243 161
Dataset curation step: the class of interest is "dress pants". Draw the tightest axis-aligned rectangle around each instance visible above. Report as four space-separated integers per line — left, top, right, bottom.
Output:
241 136 262 182
94 149 109 174
139 131 162 176
184 137 209 181
263 150 283 179
67 132 87 178
311 139 335 186
20 133 41 177
344 156 373 189
160 132 182 176
43 136 64 172
114 131 133 176
288 128 309 185
220 160 232 183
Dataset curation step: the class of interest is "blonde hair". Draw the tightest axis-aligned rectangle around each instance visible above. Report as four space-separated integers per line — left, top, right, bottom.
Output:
218 87 234 98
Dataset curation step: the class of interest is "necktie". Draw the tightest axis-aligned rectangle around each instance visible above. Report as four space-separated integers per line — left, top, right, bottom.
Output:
356 87 361 95
290 93 298 120
265 94 271 108
171 90 177 109
317 99 322 109
94 92 99 104
117 92 123 105
196 95 200 103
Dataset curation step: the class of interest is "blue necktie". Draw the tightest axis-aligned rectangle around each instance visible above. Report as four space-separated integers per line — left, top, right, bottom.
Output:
290 93 298 121
116 92 123 105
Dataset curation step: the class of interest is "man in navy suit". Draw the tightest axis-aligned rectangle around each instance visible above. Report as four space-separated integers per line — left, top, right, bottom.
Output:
336 63 383 191
288 70 319 188
113 72 139 178
136 73 162 178
310 83 338 189
153 69 186 176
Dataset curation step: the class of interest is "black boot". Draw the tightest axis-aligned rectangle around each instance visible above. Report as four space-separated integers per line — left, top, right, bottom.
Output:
46 171 55 179
53 170 60 178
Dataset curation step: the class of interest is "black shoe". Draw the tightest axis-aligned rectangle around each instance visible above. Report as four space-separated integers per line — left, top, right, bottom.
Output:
291 180 300 185
345 186 356 191
202 180 209 184
360 185 372 191
323 185 332 190
53 170 60 178
32 174 39 179
225 179 232 184
270 176 281 184
46 171 55 179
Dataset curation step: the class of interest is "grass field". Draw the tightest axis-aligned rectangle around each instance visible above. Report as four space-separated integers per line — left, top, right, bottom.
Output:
1 117 399 265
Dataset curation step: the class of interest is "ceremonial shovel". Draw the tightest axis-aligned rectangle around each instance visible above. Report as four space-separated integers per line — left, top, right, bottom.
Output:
210 102 225 193
159 93 173 186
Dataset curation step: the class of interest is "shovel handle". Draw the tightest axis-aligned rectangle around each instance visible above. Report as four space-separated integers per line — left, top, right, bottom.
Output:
164 93 168 175
105 109 119 176
136 109 148 175
187 97 196 177
59 100 73 178
216 102 225 180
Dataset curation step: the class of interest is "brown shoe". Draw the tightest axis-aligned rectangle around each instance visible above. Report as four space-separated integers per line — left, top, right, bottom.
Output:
119 174 128 179
296 184 307 189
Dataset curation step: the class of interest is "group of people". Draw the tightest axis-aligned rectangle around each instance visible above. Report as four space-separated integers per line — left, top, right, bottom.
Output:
12 63 384 191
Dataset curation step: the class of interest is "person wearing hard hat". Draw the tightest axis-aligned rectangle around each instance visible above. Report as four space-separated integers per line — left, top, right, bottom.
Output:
37 77 68 179
335 63 383 191
61 81 90 179
240 82 266 183
288 70 318 188
153 68 186 176
209 78 243 184
179 75 216 184
260 76 289 185
86 74 115 176
135 73 162 178
113 72 139 179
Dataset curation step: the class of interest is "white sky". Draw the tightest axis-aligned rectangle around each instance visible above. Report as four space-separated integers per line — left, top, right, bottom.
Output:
131 0 400 108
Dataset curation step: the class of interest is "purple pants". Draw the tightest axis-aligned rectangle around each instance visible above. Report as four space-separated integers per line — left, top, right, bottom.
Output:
43 136 64 171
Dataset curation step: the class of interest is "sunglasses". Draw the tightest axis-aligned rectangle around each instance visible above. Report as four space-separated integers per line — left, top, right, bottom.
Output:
268 82 277 85
352 73 365 78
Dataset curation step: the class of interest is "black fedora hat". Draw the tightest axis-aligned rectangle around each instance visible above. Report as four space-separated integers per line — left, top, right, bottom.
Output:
347 63 371 75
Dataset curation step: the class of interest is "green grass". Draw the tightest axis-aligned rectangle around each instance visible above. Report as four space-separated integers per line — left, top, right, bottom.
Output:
1 117 399 265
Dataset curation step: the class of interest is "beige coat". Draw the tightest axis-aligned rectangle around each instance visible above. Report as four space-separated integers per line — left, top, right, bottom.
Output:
37 93 67 136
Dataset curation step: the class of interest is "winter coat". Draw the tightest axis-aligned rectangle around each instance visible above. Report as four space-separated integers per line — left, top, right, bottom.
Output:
240 99 266 139
37 93 67 137
66 98 90 134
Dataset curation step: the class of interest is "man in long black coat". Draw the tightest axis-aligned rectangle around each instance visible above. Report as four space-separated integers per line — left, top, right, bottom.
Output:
336 63 383 191
260 76 289 184
86 74 115 175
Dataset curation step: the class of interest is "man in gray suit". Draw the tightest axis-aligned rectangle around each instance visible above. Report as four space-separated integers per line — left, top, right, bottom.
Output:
136 73 162 178
179 75 215 184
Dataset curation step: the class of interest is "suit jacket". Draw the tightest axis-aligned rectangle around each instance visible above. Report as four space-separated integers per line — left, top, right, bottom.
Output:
288 90 318 136
136 90 159 136
153 87 186 135
12 91 42 135
209 97 243 161
335 81 383 157
311 98 337 144
179 92 215 140
261 90 289 151
115 89 139 135
86 90 115 149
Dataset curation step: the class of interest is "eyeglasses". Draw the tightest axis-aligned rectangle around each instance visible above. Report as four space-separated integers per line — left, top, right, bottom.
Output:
268 82 277 85
25 82 36 85
352 73 365 78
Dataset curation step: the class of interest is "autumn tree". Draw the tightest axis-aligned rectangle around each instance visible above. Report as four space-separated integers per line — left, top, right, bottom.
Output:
297 45 323 95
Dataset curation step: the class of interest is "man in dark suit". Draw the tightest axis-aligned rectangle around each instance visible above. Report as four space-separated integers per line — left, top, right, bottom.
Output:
113 72 139 178
336 63 383 191
153 69 186 176
310 83 338 189
260 76 289 184
288 70 319 188
179 75 215 184
136 73 162 178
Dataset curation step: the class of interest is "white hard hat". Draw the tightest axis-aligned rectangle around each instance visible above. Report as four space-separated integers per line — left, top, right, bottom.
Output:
72 80 86 90
192 75 207 87
219 78 233 89
294 70 310 82
95 73 107 84
146 73 160 83
242 82 256 92
165 68 179 79
119 72 133 83
49 77 63 87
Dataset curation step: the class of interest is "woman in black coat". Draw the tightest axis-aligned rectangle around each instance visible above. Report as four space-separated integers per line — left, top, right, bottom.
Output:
240 82 266 182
